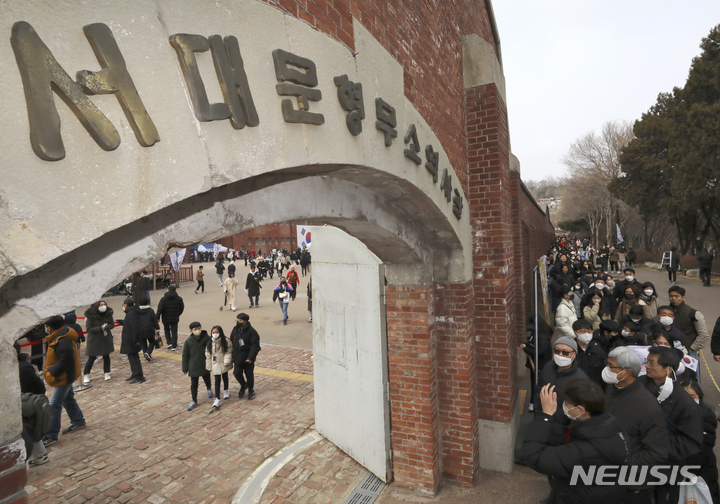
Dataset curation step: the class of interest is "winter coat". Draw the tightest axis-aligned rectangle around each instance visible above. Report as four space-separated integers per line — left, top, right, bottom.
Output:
640 376 703 464
605 378 670 467
533 359 588 425
697 251 714 269
575 341 607 388
227 263 236 276
612 278 641 304
579 287 617 323
521 412 630 503
18 355 46 395
583 304 611 331
711 316 720 356
182 331 210 377
156 290 185 324
84 307 115 357
245 271 262 297
44 327 81 387
686 402 719 500
673 302 710 351
215 261 225 275
223 276 239 306
286 270 300 285
608 247 619 262
272 283 293 303
205 337 233 375
554 299 577 339
119 306 142 354
571 286 586 318
639 293 659 319
196 269 204 281
666 250 680 271
230 322 261 363
136 306 160 341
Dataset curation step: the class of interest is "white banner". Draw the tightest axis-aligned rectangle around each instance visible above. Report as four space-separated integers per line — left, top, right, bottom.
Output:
616 223 624 244
169 248 186 271
297 225 313 249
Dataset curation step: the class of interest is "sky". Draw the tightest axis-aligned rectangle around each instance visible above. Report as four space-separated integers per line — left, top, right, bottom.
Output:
491 1 720 181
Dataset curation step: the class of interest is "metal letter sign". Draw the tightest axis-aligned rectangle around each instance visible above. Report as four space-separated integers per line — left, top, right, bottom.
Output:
170 34 259 129
272 49 324 125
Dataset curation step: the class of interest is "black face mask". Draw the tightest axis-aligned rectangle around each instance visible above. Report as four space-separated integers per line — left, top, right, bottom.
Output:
624 292 635 300
569 293 575 301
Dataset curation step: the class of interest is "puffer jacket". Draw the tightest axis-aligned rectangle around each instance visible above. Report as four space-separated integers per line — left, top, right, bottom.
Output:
45 327 81 387
84 307 115 357
183 331 210 377
554 299 577 339
205 337 233 375
521 412 630 503
156 290 184 324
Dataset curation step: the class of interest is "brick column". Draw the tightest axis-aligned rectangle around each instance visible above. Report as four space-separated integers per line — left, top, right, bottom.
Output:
385 285 439 494
435 281 477 484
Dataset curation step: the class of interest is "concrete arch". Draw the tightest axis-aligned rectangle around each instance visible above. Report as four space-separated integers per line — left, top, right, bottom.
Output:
0 165 468 337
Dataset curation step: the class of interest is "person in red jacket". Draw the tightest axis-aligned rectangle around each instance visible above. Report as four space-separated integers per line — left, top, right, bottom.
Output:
286 267 300 301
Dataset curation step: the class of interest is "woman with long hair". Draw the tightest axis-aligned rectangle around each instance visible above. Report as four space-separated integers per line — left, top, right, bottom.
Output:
82 300 115 383
205 325 233 408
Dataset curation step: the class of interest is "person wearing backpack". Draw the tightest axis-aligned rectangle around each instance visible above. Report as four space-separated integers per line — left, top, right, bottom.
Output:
286 267 300 301
41 315 86 446
14 341 50 466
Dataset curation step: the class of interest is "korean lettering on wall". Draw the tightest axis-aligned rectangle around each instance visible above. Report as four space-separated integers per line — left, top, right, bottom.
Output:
10 21 463 219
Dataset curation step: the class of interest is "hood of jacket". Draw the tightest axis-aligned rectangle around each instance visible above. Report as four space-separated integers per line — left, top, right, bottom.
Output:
164 290 179 301
63 311 78 325
45 326 79 344
136 306 154 314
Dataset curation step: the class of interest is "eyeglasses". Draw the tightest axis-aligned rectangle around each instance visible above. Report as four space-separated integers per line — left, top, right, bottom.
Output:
645 360 662 368
553 348 575 357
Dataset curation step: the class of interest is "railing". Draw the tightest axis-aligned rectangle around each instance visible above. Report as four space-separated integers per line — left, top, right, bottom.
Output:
158 265 194 283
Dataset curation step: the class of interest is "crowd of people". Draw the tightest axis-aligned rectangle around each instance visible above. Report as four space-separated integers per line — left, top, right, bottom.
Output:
522 235 720 503
16 247 313 469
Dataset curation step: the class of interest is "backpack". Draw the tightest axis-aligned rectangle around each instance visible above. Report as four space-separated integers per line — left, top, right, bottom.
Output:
21 393 51 442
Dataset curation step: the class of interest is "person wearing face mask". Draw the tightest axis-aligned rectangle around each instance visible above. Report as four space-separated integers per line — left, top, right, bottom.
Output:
614 321 639 349
604 347 669 501
554 286 577 339
273 277 294 326
205 326 233 408
182 322 212 411
619 305 651 333
614 284 650 323
612 267 641 305
639 346 703 504
572 319 607 388
82 300 115 384
593 320 621 353
639 282 659 319
230 313 261 400
521 379 629 503
643 306 689 349
532 337 588 424
118 298 146 384
680 379 719 503
571 281 586 318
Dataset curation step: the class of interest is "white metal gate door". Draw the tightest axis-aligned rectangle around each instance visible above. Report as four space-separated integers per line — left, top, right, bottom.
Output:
311 226 392 482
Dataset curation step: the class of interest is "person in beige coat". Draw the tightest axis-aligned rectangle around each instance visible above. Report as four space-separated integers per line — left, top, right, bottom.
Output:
205 326 234 408
554 286 578 339
223 273 239 312
583 292 613 331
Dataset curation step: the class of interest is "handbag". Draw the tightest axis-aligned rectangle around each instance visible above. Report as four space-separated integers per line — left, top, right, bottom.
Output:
278 291 288 299
154 333 163 349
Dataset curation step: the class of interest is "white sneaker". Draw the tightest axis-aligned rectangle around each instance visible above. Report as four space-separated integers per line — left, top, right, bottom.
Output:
104 373 111 381
83 374 91 384
223 390 230 400
212 398 221 408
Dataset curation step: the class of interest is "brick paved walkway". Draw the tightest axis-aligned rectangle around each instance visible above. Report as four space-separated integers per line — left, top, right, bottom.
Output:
25 327 361 504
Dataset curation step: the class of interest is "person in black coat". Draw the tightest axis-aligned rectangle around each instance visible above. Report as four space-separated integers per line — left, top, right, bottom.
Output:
696 248 714 287
215 259 225 287
618 305 651 334
156 286 185 350
15 340 49 465
680 379 719 503
135 296 160 362
666 246 680 283
522 379 630 503
118 298 145 383
533 337 589 425
230 312 261 400
573 319 607 388
522 315 553 411
641 346 703 504
612 267 642 305
14 341 46 395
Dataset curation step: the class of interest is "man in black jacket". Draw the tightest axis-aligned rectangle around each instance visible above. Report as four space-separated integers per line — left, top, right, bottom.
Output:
119 298 145 384
604 346 669 503
612 267 642 305
230 313 261 400
641 346 703 504
156 286 185 350
697 248 714 286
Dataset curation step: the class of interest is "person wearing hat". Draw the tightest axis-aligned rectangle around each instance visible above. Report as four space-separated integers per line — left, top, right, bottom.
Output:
532 336 588 424
230 313 261 400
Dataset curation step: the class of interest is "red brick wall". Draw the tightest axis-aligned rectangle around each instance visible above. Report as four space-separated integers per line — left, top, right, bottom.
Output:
0 440 28 504
216 220 323 252
385 285 439 493
259 0 498 189
435 281 477 484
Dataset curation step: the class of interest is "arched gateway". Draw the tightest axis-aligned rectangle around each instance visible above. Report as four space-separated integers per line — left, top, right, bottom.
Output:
0 0 554 500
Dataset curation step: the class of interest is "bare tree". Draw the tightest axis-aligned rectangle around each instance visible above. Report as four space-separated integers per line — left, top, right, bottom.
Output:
562 121 634 244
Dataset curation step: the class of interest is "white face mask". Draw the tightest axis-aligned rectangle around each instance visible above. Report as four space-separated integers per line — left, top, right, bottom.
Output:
602 366 620 384
192 329 201 336
621 330 631 338
631 317 641 323
562 402 580 421
643 289 654 297
212 332 220 340
576 332 593 345
625 276 634 282
98 305 107 313
553 354 573 367
659 316 674 327
695 398 700 405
